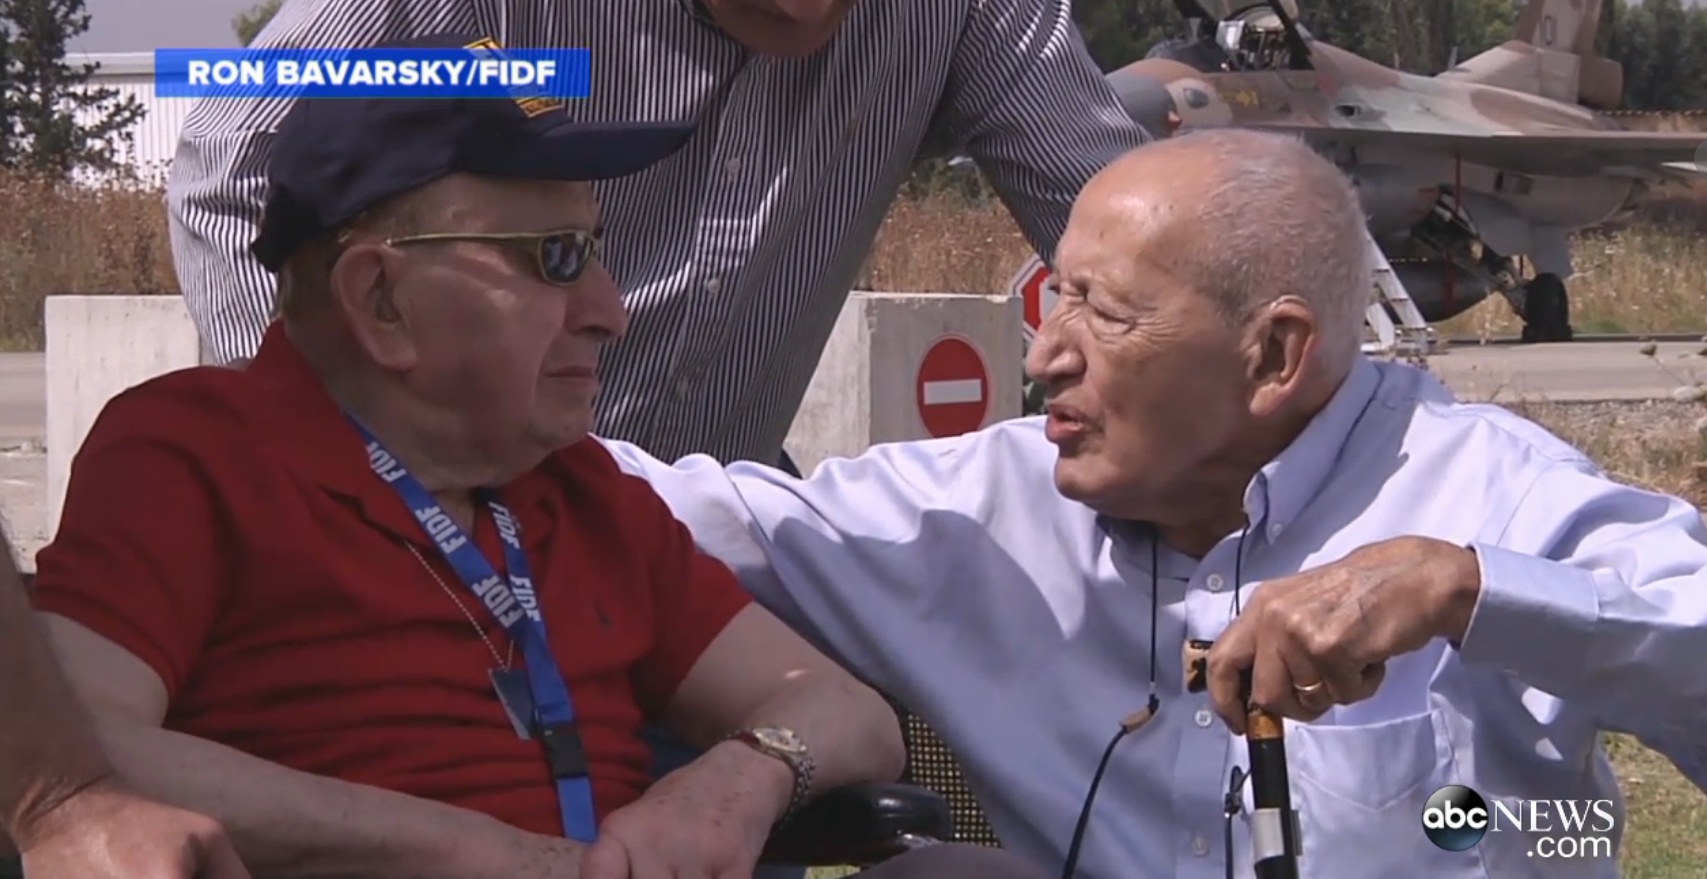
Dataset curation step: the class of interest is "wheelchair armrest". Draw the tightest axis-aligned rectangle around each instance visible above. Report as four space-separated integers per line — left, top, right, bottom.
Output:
0 787 954 875
759 782 952 866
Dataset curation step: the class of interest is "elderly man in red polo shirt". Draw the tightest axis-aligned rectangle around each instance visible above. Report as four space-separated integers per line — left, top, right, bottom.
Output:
26 34 1044 879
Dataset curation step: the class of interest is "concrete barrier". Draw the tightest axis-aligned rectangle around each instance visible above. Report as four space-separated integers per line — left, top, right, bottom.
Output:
40 290 1025 538
784 292 1024 474
45 295 201 536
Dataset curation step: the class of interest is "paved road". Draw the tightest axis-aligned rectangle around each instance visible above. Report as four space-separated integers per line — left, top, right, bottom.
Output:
0 354 48 565
0 353 46 444
1426 339 1707 402
0 339 1699 568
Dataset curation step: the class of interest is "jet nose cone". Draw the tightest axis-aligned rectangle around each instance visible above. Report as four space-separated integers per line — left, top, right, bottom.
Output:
1106 66 1177 138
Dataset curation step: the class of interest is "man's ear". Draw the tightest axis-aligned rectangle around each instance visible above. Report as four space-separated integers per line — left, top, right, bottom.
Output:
1246 296 1315 417
329 243 418 371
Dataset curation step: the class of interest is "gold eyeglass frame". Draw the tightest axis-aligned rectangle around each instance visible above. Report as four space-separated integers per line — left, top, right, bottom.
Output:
380 228 602 284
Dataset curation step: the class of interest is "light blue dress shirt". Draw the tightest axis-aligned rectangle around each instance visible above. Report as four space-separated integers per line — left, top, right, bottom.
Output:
601 357 1707 879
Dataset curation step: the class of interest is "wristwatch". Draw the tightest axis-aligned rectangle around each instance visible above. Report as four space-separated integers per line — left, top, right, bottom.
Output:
725 726 815 825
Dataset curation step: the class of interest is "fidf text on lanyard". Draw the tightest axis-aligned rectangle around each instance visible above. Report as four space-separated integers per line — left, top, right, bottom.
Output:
353 416 597 843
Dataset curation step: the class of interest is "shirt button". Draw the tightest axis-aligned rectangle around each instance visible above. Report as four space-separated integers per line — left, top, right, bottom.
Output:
1193 835 1210 856
725 157 741 176
1205 573 1224 591
1269 521 1285 538
675 378 692 399
1195 709 1213 727
704 277 722 293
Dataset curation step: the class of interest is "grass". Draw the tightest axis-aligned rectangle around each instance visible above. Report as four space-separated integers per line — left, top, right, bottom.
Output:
0 172 177 350
852 181 1707 339
1507 397 1707 876
1440 223 1707 338
9 167 1707 876
6 168 1705 346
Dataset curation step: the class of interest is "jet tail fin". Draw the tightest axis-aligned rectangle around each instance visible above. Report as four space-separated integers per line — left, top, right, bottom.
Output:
1512 0 1603 53
1436 0 1622 111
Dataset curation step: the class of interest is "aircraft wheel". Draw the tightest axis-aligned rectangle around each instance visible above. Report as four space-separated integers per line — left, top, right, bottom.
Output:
1519 273 1574 343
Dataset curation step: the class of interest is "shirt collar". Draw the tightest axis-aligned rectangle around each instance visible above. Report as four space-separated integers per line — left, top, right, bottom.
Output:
244 322 556 551
1093 356 1383 549
1242 355 1383 541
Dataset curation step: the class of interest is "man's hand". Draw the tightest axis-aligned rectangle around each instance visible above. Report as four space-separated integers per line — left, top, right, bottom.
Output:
1206 536 1483 733
581 740 793 879
15 779 249 879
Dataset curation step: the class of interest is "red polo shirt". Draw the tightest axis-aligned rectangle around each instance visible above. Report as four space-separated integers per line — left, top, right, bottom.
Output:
30 323 752 833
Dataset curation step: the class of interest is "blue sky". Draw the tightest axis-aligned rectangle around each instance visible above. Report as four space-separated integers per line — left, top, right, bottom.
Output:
76 0 258 53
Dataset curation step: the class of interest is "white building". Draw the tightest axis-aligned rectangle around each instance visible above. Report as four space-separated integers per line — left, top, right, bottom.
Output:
68 51 189 187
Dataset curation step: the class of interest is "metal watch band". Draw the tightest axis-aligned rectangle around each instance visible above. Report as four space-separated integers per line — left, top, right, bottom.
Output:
779 748 814 826
727 728 815 825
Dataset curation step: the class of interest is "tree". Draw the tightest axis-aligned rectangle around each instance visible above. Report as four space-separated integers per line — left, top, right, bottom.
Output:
1071 0 1177 73
1450 0 1524 62
0 0 145 178
233 0 282 47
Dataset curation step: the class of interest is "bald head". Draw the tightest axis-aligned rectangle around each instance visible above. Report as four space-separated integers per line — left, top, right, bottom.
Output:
1026 128 1375 547
1080 128 1373 369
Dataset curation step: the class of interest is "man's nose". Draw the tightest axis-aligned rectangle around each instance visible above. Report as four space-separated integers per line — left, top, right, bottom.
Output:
567 261 629 341
1024 324 1080 384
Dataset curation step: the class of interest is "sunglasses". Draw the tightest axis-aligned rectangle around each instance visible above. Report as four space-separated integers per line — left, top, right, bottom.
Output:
382 228 601 285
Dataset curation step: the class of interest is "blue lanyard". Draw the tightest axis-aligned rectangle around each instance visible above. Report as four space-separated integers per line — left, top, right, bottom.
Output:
352 417 598 843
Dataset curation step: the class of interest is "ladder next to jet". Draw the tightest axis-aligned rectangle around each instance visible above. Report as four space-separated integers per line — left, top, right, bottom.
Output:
1362 228 1434 367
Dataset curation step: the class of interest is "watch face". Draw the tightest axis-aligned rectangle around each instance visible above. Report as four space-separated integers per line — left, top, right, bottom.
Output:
753 727 805 753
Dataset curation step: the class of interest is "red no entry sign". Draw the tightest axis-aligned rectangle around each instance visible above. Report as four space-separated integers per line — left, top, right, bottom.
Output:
1007 255 1053 337
916 334 990 438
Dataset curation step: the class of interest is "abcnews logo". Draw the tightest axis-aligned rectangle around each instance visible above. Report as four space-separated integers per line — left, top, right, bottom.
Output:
1421 785 1617 860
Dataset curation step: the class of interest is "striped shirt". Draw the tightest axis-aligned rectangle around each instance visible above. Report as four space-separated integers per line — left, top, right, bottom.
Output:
165 0 1152 464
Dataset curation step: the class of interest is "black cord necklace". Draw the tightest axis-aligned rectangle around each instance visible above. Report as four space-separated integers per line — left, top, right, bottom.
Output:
1223 532 1251 879
1058 522 1253 879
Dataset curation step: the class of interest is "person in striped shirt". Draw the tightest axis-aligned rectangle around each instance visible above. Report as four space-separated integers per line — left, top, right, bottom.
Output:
166 0 1152 469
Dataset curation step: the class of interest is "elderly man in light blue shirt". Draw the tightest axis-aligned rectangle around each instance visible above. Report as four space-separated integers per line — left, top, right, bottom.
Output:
599 129 1707 879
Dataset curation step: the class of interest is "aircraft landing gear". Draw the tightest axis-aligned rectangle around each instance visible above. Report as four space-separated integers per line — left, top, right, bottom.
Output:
1519 272 1574 343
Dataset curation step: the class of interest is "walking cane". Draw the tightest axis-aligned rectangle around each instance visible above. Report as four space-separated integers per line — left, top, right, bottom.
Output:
1184 641 1302 879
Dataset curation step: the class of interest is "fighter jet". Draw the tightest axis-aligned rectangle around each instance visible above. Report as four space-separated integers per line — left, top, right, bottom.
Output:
1102 0 1707 342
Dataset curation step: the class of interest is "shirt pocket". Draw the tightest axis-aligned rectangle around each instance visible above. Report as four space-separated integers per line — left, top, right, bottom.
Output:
1289 711 1448 809
1274 711 1485 878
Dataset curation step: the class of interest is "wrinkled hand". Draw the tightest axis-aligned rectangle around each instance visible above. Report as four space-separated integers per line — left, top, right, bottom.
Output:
580 741 791 879
1206 535 1482 733
16 779 249 879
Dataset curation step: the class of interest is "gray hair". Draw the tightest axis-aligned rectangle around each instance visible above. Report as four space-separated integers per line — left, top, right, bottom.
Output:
1146 128 1373 371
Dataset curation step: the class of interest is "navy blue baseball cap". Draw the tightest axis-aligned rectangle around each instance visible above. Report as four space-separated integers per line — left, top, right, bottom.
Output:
250 32 695 272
